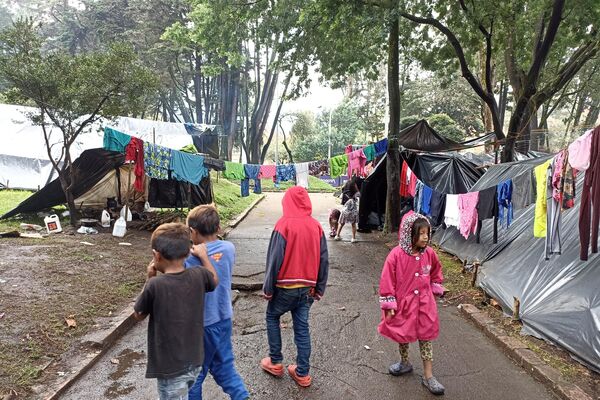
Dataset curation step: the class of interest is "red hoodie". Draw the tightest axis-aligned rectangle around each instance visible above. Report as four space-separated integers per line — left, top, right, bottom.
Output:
263 187 329 298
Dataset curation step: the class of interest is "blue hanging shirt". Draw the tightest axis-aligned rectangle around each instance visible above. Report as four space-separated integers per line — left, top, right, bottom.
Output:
497 179 513 228
144 142 171 180
103 127 131 153
276 164 296 183
170 151 208 185
421 185 433 215
374 138 388 156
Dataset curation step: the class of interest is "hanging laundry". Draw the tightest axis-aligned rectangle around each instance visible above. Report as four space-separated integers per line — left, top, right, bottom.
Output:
512 170 536 209
497 180 513 228
144 142 171 180
348 148 367 177
259 164 277 180
533 159 552 237
308 160 329 176
429 190 446 227
545 159 561 260
103 127 132 153
223 161 245 180
400 161 410 197
413 180 424 213
568 129 593 171
562 160 577 210
421 185 433 215
124 137 144 192
329 154 349 178
374 138 388 156
170 151 208 186
241 164 261 197
294 162 310 189
444 194 460 228
579 127 600 261
458 192 479 240
476 186 498 244
408 168 418 197
276 164 296 183
363 145 376 162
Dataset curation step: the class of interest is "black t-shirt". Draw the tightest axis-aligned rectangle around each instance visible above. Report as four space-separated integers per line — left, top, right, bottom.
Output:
134 267 216 379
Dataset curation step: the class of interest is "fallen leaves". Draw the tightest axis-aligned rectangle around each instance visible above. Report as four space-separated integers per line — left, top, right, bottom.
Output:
65 316 77 328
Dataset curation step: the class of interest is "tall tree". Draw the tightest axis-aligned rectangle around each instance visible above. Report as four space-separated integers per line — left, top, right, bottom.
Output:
0 20 157 225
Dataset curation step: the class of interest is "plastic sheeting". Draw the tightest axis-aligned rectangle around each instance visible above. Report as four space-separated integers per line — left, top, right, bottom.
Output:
0 154 60 190
432 170 600 372
148 177 212 208
398 120 464 151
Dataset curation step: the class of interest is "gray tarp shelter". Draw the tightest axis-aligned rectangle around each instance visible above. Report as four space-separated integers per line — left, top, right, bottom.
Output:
432 158 600 372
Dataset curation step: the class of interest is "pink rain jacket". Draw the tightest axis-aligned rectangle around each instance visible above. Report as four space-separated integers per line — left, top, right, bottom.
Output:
378 212 443 343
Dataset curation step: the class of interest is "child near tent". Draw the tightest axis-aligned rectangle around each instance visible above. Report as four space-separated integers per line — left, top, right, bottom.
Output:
184 205 249 400
133 223 218 400
378 212 446 395
335 191 359 242
328 208 341 238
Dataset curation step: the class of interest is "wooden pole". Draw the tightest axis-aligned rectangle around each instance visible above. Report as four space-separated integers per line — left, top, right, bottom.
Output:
471 262 480 287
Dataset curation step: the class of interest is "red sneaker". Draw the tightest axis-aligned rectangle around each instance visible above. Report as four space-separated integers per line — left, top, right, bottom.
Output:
260 357 284 378
287 364 312 387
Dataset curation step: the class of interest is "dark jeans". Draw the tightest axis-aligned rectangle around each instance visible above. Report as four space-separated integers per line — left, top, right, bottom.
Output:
188 319 248 400
266 287 314 376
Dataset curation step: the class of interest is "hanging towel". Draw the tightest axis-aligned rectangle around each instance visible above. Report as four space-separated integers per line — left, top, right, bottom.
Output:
568 129 593 171
400 161 410 197
408 169 418 197
421 185 433 215
241 164 261 197
497 180 513 228
308 160 329 176
534 159 552 237
223 161 246 180
512 170 536 209
329 154 349 178
103 127 132 153
348 149 367 177
444 194 460 228
295 162 310 189
458 192 479 239
259 164 277 180
276 164 296 183
363 145 376 162
124 137 145 192
144 142 171 180
374 138 388 156
170 151 208 185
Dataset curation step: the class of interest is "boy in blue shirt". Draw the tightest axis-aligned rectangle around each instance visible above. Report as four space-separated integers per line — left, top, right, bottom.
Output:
185 205 249 400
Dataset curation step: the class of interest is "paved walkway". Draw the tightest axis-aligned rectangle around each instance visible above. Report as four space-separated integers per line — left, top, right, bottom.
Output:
62 193 553 400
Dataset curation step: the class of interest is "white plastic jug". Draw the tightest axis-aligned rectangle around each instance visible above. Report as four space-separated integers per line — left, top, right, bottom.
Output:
44 214 62 234
112 217 127 237
120 206 132 222
101 210 111 228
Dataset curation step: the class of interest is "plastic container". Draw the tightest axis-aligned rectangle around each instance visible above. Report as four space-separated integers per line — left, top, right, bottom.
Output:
101 210 111 228
44 214 62 234
120 206 132 222
112 217 127 237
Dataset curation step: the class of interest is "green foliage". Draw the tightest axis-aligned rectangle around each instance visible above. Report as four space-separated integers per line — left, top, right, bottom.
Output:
291 100 366 162
427 114 464 142
400 115 420 130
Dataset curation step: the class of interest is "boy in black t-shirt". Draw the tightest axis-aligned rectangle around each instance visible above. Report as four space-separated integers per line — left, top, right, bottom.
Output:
134 222 219 400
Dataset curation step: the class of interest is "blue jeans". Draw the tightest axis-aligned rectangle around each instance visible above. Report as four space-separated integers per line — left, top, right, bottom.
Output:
157 366 201 400
188 319 248 400
241 178 261 196
266 287 314 376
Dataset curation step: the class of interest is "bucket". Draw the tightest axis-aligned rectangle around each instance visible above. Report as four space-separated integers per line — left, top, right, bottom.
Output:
112 217 127 238
44 214 63 234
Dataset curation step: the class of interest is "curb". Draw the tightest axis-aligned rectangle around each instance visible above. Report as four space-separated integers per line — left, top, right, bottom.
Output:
222 194 265 237
458 304 592 400
41 305 137 400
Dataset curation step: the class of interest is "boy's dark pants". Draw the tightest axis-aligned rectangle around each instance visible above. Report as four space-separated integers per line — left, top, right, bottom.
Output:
266 287 314 376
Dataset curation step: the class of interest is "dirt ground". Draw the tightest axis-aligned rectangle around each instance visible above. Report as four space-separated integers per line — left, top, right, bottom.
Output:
0 227 151 398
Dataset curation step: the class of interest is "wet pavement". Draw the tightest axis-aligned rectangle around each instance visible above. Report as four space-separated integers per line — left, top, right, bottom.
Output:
62 193 554 399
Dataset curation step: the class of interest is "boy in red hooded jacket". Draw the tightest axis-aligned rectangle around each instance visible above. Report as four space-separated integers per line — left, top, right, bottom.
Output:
260 186 329 387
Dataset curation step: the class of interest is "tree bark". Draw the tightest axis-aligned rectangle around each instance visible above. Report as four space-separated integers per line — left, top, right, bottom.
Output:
384 15 401 233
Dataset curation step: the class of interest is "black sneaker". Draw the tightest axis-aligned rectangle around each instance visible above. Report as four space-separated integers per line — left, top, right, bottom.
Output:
422 376 445 395
388 362 413 376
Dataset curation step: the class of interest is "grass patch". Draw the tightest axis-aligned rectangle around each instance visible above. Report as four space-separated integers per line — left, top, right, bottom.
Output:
211 173 260 225
435 249 480 300
0 189 69 232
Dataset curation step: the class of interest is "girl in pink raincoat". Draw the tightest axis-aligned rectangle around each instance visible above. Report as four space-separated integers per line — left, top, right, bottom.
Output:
378 211 446 395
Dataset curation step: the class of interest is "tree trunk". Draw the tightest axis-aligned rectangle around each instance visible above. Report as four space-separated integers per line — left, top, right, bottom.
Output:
194 53 203 124
585 97 600 127
384 15 401 233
